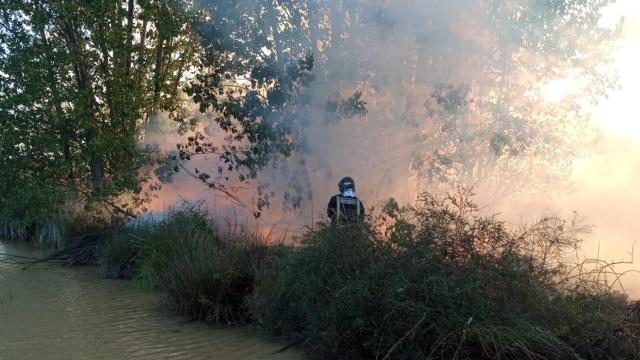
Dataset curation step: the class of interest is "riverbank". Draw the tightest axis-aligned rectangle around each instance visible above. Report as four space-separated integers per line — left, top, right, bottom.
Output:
5 191 640 359
0 242 301 360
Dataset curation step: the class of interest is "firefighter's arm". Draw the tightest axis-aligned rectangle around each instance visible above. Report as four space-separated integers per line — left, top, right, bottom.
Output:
327 196 337 220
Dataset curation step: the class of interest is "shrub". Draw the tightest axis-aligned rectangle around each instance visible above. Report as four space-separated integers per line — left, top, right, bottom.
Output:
251 189 637 359
92 192 638 358
139 227 287 324
133 203 215 289
96 202 287 325
97 230 142 278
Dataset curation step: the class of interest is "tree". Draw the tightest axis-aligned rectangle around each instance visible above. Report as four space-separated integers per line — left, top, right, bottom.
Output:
158 0 371 216
175 0 619 216
408 0 620 201
0 0 200 224
299 0 619 202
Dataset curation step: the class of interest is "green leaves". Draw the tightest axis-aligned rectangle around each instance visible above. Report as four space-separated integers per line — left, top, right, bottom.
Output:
325 90 368 124
181 2 319 196
0 0 199 225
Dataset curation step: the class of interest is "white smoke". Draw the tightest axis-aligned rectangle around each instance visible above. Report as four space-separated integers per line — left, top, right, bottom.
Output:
139 0 640 297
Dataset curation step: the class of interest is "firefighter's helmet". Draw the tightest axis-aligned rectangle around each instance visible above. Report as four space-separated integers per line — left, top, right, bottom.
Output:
338 177 355 193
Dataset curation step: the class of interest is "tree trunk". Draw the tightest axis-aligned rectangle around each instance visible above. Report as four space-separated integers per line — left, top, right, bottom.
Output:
61 17 104 191
137 19 149 68
125 0 135 76
34 0 72 176
152 36 165 113
172 47 189 96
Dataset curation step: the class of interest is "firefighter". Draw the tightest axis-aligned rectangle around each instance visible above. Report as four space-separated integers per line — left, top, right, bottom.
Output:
327 176 365 224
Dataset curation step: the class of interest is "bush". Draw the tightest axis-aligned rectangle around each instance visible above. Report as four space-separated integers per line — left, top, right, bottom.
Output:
133 203 215 289
251 189 637 360
140 230 257 324
97 230 142 278
93 192 638 358
97 202 287 325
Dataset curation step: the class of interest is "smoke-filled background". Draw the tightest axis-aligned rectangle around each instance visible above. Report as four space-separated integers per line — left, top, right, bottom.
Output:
495 0 640 297
140 1 639 296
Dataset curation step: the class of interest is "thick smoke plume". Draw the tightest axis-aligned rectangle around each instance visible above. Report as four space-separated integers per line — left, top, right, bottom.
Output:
140 0 639 295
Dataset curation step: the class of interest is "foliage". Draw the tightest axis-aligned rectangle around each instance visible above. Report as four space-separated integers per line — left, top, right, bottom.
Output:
0 0 200 226
97 230 140 278
166 0 622 213
96 202 287 325
159 1 317 215
165 0 372 215
91 190 639 358
325 90 368 124
409 0 620 199
1 0 622 224
251 189 638 359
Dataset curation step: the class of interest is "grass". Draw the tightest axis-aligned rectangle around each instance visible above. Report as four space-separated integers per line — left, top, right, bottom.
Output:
91 191 640 359
2 210 113 249
96 202 288 325
1 217 29 242
1 214 66 249
96 230 142 278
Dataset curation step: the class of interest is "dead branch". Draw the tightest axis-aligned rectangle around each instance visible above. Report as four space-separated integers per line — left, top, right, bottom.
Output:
20 231 110 269
103 198 138 219
177 161 248 208
382 312 427 360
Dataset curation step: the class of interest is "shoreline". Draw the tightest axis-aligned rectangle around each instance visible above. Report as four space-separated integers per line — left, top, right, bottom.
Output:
0 240 302 360
3 195 640 359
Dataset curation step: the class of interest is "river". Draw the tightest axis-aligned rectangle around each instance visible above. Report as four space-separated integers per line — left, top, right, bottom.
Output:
0 241 301 360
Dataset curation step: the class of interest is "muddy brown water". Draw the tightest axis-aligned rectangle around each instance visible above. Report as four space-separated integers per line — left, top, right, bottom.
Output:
0 242 301 360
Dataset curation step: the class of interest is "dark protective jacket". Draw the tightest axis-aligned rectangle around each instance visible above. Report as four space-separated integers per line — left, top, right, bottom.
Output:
327 195 365 223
